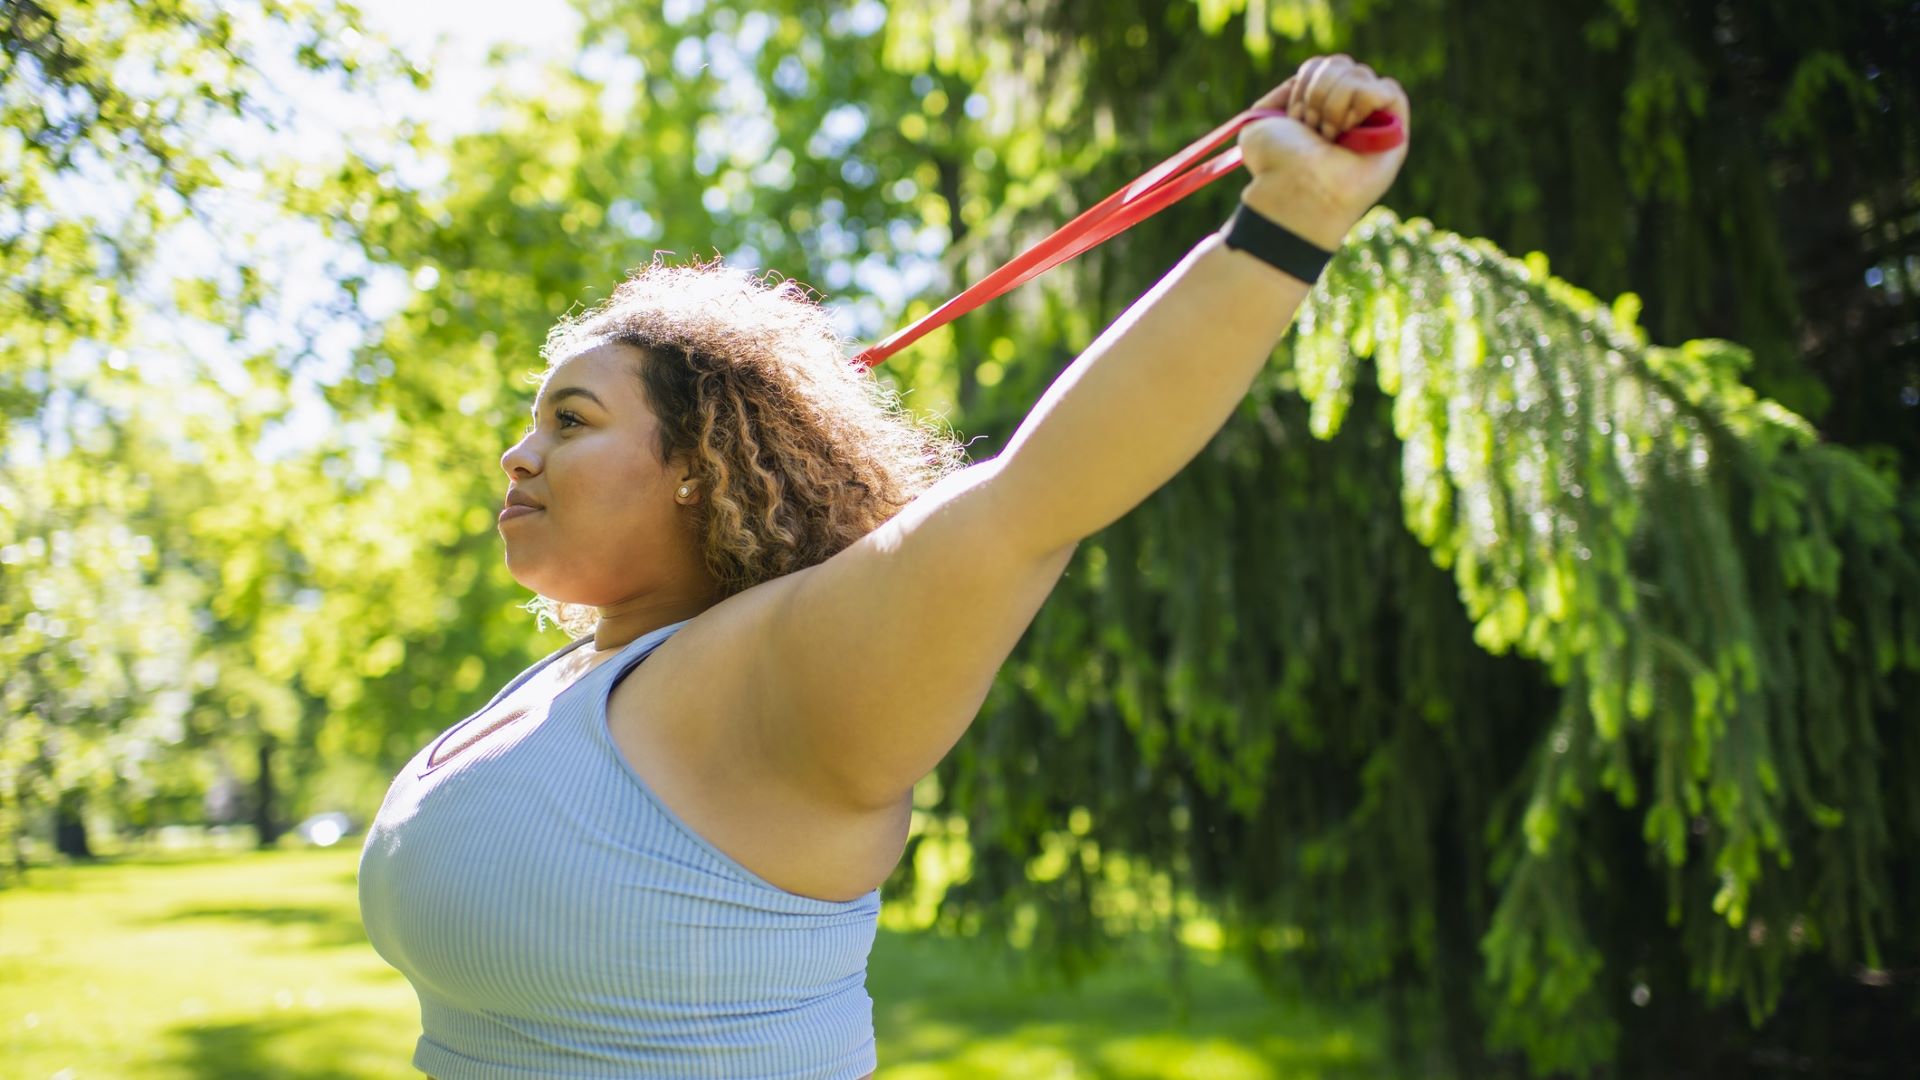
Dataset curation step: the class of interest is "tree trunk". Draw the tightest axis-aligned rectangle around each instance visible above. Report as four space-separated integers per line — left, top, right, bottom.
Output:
53 786 93 860
252 736 281 848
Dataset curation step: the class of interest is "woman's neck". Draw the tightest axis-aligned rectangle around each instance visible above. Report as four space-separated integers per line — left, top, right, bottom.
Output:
590 589 720 652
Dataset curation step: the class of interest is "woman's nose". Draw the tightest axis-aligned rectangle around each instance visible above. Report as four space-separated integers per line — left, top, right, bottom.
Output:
501 432 541 478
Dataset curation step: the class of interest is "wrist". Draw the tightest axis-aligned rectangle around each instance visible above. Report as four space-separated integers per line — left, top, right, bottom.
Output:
1219 203 1334 285
1235 177 1353 252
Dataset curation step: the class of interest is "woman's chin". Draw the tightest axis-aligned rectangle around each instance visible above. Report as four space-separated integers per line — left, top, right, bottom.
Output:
502 550 558 595
502 546 628 607
505 565 600 607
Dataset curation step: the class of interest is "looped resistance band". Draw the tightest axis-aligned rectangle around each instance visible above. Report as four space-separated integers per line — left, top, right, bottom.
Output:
853 108 1404 370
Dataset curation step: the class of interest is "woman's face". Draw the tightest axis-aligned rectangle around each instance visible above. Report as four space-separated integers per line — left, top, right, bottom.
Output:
497 341 703 606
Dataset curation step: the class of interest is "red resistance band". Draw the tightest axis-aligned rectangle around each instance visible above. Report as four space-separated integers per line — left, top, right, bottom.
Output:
853 108 1404 370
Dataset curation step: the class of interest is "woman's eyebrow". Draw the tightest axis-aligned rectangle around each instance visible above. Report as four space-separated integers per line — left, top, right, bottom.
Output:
531 386 607 415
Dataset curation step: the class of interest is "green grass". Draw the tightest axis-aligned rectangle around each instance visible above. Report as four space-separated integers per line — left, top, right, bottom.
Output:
0 846 1385 1079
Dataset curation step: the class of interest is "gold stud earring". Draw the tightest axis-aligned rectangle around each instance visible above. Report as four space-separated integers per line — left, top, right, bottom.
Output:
677 485 692 500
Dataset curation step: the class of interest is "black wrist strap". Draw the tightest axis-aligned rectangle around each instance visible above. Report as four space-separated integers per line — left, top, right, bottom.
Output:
1222 202 1334 284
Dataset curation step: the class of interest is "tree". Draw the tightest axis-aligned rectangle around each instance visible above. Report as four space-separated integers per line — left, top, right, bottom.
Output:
17 0 1914 1073
0 0 412 865
319 0 1920 1071
866 1 1920 1073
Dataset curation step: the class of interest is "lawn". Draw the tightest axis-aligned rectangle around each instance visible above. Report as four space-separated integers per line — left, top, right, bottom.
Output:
0 845 1384 1079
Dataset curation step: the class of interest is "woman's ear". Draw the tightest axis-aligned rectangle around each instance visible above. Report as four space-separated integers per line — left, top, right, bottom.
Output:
672 464 701 505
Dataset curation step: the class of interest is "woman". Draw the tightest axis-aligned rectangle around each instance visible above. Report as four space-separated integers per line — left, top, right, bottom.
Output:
359 54 1409 1080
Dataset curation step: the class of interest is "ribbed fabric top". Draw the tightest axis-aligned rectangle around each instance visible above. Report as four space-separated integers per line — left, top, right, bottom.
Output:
356 621 881 1080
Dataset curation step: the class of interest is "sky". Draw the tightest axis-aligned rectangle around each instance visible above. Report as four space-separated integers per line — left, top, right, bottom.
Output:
259 0 583 463
6 0 587 449
168 0 589 465
41 0 935 467
283 0 929 425
358 0 586 141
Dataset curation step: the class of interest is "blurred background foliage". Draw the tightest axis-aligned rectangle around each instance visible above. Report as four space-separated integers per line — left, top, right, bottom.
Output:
3 0 1916 1075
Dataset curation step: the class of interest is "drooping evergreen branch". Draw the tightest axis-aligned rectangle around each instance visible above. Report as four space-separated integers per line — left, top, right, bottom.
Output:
1287 208 1920 1061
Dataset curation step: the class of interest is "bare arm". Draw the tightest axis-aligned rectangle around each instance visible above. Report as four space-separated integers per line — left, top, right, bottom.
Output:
736 227 1324 812
990 219 1324 558
738 58 1410 811
992 60 1410 559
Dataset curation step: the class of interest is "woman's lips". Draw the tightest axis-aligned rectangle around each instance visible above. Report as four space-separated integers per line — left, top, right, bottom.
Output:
498 505 541 523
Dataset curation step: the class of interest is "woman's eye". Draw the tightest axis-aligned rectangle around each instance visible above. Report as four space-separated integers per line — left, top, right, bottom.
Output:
557 410 584 429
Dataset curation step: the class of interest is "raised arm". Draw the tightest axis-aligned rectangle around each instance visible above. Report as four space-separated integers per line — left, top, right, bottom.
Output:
733 57 1410 812
990 57 1410 559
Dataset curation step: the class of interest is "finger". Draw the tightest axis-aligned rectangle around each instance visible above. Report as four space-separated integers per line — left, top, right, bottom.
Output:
1288 56 1330 124
1384 76 1411 136
1348 75 1410 138
1298 54 1352 133
1320 63 1371 137
1328 62 1374 133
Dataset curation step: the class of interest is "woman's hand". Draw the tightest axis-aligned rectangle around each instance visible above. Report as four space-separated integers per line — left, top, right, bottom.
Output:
1237 54 1411 249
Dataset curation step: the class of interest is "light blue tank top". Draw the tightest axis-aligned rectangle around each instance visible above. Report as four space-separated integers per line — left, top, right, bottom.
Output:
357 620 881 1079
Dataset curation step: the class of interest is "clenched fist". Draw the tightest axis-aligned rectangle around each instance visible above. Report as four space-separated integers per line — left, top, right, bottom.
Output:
1236 55 1411 250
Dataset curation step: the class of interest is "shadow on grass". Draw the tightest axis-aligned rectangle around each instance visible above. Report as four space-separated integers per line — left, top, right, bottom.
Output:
11 847 310 876
868 928 1386 1079
142 902 374 949
160 1009 408 1080
12 848 1381 1079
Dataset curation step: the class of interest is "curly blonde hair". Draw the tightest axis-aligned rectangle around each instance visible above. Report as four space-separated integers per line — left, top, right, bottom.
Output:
529 256 967 636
